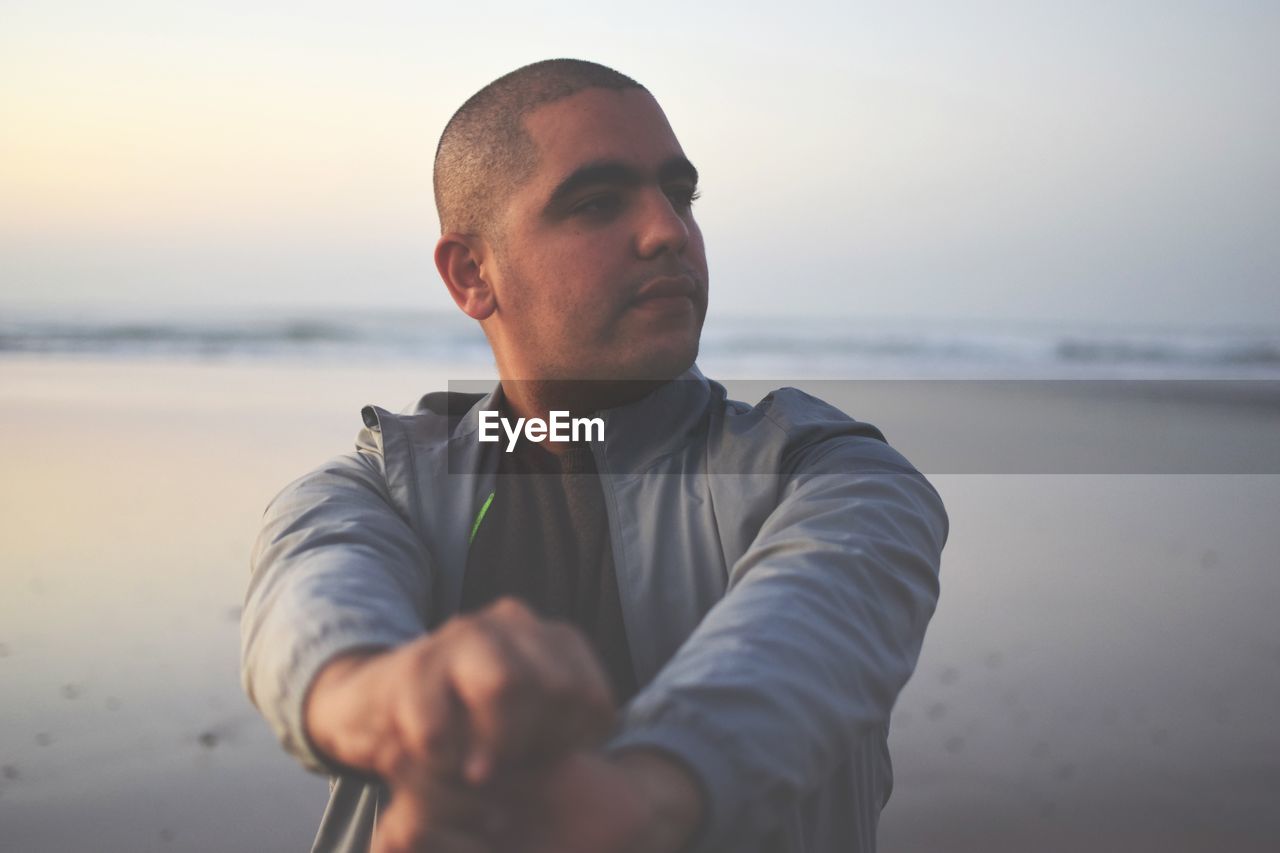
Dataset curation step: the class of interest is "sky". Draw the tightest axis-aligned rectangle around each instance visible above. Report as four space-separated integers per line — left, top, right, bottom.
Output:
1 0 1277 328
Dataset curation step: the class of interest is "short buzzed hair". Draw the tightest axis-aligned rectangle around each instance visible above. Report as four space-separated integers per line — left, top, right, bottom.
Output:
433 59 646 240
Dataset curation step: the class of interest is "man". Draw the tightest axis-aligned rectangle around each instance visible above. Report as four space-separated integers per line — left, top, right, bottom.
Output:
242 59 947 853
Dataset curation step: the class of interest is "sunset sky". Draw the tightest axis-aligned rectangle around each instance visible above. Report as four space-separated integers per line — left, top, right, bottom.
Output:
2 1 1277 327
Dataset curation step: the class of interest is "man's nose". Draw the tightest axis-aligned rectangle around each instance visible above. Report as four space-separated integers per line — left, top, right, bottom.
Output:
633 189 689 259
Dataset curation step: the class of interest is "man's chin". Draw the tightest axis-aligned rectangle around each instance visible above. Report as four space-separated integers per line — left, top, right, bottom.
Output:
604 340 699 383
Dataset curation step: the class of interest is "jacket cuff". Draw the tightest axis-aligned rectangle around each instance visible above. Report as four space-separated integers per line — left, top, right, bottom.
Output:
605 715 745 853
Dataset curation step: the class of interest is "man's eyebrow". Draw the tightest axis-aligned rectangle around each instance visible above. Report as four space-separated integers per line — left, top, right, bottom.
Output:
657 157 699 186
544 156 700 211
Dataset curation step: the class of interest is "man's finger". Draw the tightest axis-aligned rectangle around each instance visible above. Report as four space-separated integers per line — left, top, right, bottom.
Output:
504 620 616 756
387 762 510 835
385 662 469 779
447 621 545 783
442 599 617 783
373 785 499 853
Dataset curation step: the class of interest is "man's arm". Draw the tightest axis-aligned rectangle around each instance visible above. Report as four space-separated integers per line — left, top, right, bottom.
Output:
609 425 948 851
241 449 433 772
243 449 681 852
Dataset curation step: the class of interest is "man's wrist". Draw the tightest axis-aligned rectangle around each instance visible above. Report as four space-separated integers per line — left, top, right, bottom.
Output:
612 748 706 853
303 648 390 774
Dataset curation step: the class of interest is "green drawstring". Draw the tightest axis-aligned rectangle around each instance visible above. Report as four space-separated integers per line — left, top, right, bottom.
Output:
468 491 495 546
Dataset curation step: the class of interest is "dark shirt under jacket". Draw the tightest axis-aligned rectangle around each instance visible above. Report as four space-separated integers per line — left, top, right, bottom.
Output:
460 431 638 703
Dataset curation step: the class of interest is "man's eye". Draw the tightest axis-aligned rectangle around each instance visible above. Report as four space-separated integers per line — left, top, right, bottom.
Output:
572 194 621 216
666 185 702 211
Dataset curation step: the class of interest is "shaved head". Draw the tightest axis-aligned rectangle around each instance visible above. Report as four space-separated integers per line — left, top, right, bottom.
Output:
433 59 646 241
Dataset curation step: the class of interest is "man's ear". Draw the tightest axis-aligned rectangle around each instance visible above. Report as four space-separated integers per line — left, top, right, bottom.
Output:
435 233 497 320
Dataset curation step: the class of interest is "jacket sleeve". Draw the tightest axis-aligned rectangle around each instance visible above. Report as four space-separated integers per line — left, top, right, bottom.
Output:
240 447 432 774
607 420 947 850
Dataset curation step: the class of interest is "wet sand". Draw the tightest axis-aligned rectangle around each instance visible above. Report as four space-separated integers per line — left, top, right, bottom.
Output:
2 357 1277 851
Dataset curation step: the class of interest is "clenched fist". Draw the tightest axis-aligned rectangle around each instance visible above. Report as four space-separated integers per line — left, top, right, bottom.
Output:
304 597 619 851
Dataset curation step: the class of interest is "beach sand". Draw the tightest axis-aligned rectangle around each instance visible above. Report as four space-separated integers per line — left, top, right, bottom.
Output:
1 357 1277 851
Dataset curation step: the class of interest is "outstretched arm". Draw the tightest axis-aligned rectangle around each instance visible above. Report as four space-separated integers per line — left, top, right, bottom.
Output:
241 449 433 772
243 449 701 852
609 431 948 851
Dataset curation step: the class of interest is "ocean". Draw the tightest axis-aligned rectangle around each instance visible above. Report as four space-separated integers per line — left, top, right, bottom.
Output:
3 307 1279 379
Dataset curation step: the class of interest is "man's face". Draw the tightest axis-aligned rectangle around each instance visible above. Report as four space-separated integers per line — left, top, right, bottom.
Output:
484 87 709 382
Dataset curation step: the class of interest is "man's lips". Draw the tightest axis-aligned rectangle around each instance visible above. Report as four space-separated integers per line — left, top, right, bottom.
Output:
632 275 698 304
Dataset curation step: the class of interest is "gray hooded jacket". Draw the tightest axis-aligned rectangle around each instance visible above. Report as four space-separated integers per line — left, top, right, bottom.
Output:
241 367 947 852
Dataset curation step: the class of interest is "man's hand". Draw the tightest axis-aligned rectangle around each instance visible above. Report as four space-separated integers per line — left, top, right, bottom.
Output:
303 598 618 849
492 750 705 853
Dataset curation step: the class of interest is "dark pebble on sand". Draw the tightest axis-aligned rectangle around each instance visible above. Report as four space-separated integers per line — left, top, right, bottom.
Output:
984 651 1004 669
225 606 242 623
2 765 17 780
34 733 52 747
926 702 948 721
198 731 219 749
938 666 959 685
60 683 82 700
